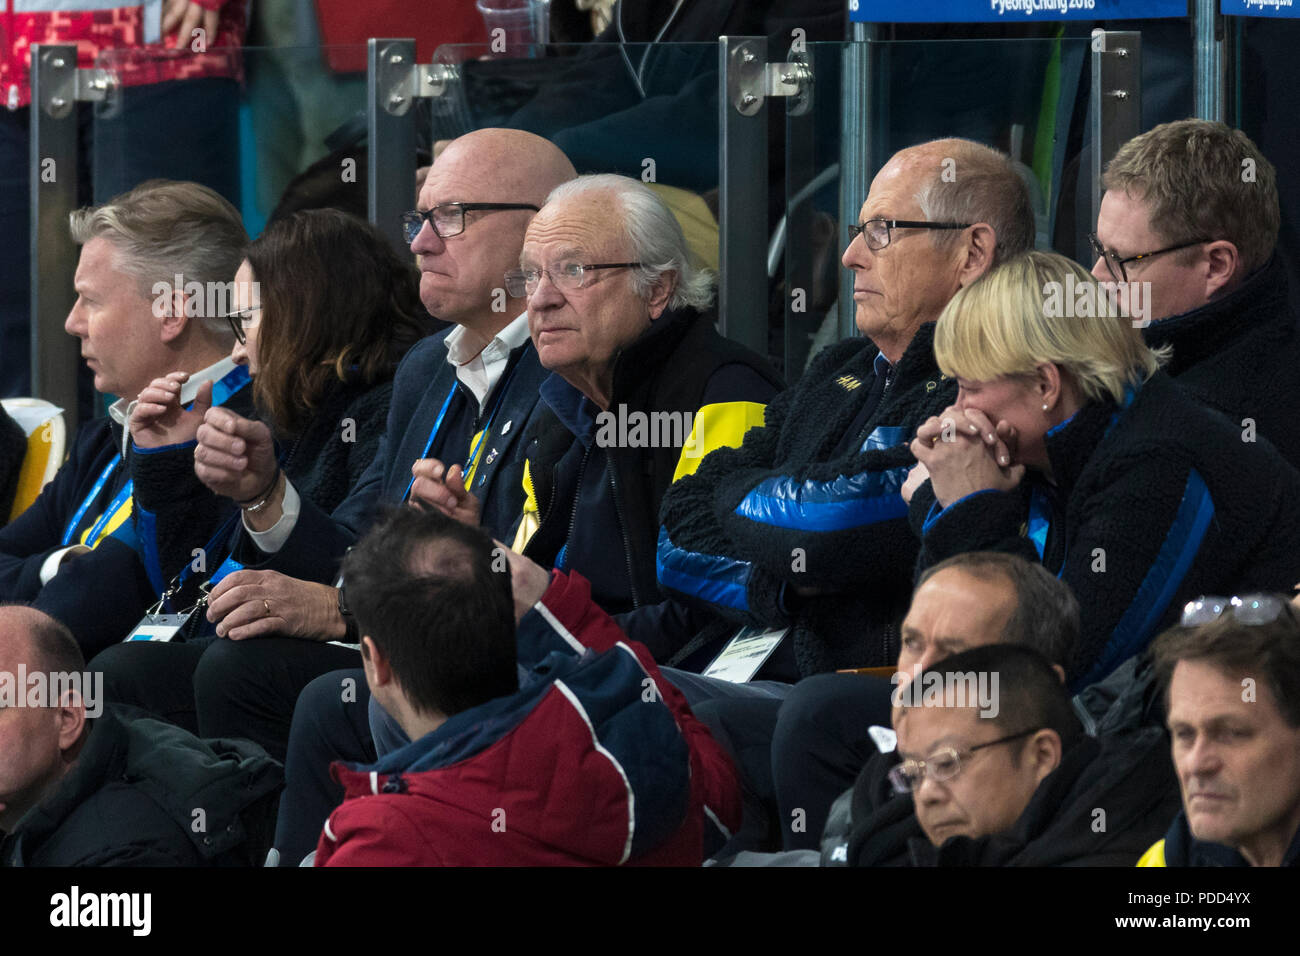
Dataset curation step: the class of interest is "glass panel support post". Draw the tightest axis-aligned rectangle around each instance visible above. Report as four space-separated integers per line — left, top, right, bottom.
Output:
1089 31 1142 247
29 44 113 427
718 36 771 354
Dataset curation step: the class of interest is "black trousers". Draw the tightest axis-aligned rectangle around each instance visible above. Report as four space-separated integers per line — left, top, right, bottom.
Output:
89 636 362 764
272 668 375 867
696 672 895 853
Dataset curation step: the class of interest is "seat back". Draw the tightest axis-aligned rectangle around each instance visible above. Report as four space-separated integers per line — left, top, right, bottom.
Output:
2 398 67 522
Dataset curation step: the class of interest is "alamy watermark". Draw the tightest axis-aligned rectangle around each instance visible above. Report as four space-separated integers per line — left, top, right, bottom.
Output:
151 274 259 320
0 667 103 717
594 404 704 457
890 668 1001 718
1042 275 1152 327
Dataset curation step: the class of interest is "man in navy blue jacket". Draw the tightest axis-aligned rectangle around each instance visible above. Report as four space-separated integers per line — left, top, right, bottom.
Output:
93 130 578 767
0 180 251 654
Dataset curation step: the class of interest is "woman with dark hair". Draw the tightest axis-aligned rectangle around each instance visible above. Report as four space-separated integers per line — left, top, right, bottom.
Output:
87 209 426 751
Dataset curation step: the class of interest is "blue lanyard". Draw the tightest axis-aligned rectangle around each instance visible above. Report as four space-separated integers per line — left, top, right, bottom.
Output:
62 364 253 550
401 384 459 502
164 512 244 612
464 359 520 484
62 455 125 547
211 364 251 405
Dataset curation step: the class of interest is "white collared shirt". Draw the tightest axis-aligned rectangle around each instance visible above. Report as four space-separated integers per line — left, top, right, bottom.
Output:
443 312 531 410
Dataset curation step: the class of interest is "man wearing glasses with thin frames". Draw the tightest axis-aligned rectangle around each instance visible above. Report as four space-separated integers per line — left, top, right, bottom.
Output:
658 138 1036 691
1092 119 1300 469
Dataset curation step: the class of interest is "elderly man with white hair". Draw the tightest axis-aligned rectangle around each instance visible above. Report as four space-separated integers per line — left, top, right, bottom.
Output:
504 173 784 655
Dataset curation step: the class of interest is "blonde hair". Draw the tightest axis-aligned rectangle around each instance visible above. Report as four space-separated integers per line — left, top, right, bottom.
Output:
69 179 247 337
934 251 1163 405
1104 119 1278 275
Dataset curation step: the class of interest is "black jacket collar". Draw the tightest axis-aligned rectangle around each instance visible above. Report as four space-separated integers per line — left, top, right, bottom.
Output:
609 306 704 402
1041 392 1125 504
1142 253 1292 374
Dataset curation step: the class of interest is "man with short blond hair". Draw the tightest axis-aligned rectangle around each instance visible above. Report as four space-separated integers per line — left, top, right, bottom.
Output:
0 180 253 654
1093 119 1300 466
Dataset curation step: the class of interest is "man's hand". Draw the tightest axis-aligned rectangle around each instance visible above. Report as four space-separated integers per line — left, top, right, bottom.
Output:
206 570 346 641
130 372 212 449
194 407 280 521
409 459 482 526
911 406 1025 508
162 0 220 50
493 541 550 623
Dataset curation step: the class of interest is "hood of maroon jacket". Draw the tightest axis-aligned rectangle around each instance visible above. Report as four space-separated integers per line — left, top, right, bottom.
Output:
316 570 741 866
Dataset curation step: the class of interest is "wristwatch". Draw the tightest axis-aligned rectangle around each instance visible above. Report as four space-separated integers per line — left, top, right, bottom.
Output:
336 583 360 642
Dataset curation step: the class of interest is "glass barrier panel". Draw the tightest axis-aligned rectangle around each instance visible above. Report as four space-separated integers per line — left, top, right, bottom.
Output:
783 35 1197 378
93 44 370 238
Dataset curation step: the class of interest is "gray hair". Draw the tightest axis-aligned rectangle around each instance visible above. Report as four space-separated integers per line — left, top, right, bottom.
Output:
543 174 715 312
912 139 1036 266
919 551 1079 670
69 179 247 337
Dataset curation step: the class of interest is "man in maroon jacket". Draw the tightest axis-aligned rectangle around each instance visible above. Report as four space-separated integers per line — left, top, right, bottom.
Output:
315 507 740 866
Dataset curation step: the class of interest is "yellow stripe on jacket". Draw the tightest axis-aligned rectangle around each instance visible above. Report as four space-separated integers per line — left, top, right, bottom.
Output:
672 400 767 482
512 400 769 552
1136 839 1167 867
78 498 134 549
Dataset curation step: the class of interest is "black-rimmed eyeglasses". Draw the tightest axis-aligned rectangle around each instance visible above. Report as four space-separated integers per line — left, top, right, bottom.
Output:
401 202 540 244
219 306 260 345
848 218 972 252
1088 232 1212 284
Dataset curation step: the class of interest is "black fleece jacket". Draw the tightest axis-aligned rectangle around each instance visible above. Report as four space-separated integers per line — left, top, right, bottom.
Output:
1143 253 1300 469
910 370 1300 688
130 376 394 605
659 322 956 676
520 307 783 637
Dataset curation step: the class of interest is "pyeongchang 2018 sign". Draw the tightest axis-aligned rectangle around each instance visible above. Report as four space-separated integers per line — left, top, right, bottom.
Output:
848 0 1187 21
1220 0 1297 16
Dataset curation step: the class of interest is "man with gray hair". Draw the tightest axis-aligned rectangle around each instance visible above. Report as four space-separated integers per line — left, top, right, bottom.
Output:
1092 119 1300 467
658 138 1035 687
503 173 784 647
0 180 252 654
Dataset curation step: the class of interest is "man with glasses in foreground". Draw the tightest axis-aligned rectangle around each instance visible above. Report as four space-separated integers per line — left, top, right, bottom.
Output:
1092 119 1300 467
841 643 1175 866
1139 594 1300 867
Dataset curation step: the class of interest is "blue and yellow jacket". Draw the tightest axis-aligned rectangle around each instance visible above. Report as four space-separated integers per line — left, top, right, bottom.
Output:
657 322 955 676
513 307 782 659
